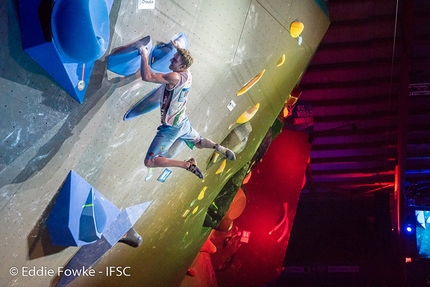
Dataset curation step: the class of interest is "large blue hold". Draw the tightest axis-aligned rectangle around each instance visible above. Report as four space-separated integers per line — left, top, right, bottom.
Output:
55 201 153 287
18 0 114 103
79 188 107 242
123 84 162 121
46 170 120 246
51 0 109 63
107 32 188 76
150 32 189 73
107 36 153 76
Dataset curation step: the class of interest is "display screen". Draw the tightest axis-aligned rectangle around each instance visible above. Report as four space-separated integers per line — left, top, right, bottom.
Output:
415 210 430 258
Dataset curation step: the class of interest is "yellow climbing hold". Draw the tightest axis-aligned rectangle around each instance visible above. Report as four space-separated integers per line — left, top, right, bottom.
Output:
236 103 260 124
210 152 220 163
236 69 265 96
192 206 199 214
290 21 304 38
216 159 227 174
182 209 190 218
277 54 285 67
283 106 290 118
198 186 207 200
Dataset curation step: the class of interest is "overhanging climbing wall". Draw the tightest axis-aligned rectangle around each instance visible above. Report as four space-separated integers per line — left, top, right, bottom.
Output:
0 0 329 286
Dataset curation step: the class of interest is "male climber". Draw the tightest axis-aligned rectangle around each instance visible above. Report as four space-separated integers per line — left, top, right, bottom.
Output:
137 43 235 179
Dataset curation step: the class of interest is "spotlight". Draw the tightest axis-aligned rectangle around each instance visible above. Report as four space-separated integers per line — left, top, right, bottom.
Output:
405 225 413 234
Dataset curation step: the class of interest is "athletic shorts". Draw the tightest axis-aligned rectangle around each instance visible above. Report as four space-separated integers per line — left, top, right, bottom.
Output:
145 118 201 160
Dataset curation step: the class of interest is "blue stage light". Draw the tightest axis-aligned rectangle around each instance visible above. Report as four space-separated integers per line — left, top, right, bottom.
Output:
405 224 414 234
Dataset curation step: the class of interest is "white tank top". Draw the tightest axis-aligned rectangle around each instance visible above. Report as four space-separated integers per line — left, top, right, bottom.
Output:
160 70 192 126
